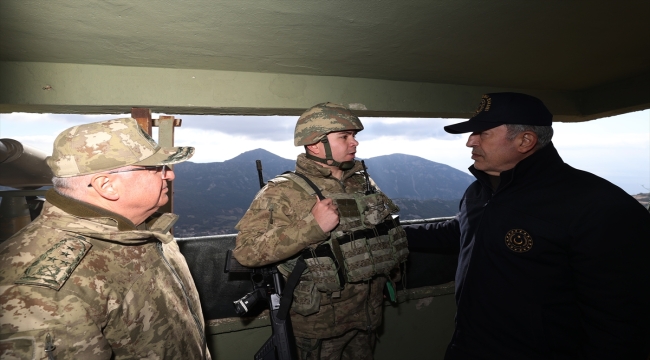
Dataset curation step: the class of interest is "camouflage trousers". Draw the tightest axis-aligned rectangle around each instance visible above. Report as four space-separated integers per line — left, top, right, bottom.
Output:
296 329 376 360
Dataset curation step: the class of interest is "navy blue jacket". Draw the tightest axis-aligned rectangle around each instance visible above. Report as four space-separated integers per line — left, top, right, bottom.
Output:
404 143 650 360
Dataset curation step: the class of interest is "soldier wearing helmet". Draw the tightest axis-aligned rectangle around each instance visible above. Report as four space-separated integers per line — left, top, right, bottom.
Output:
234 103 407 360
294 102 364 171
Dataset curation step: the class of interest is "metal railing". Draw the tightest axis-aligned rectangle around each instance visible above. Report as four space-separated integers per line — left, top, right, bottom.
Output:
174 216 458 242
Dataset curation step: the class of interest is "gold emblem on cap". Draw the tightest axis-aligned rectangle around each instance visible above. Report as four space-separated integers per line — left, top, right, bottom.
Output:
476 94 492 114
505 229 533 252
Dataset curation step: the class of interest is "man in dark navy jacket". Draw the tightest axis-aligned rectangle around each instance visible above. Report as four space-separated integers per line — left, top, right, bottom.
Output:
404 92 650 360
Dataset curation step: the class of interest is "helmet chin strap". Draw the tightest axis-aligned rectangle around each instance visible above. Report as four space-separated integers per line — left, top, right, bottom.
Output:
306 138 355 171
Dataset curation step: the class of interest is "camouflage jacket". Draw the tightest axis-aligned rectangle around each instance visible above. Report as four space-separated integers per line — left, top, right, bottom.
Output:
233 154 392 339
0 189 210 360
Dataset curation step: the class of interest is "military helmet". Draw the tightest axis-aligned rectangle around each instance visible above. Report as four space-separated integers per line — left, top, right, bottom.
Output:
294 103 364 146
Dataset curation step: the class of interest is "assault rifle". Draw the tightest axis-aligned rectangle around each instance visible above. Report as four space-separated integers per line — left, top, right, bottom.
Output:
224 250 298 360
223 159 301 360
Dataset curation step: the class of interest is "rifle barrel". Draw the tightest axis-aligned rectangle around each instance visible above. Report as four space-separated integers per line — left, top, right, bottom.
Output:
256 160 265 189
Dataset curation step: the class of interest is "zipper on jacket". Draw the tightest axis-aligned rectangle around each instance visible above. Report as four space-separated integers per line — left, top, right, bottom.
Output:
156 242 207 359
457 184 493 306
268 203 275 224
338 179 347 191
44 333 55 360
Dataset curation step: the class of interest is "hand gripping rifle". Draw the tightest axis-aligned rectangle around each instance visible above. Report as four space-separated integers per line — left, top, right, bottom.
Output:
223 160 305 360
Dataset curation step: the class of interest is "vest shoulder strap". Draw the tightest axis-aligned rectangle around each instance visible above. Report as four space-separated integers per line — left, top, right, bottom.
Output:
277 171 325 200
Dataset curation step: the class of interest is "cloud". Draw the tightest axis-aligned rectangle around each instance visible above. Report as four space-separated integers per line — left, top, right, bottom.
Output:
1 110 647 194
177 115 295 142
359 118 463 140
1 113 464 145
175 115 464 142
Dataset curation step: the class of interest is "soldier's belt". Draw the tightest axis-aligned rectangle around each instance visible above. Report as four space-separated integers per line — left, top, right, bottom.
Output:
301 243 346 292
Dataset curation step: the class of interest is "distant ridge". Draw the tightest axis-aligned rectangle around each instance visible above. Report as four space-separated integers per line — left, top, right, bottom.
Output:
363 153 472 200
0 150 647 237
172 149 473 236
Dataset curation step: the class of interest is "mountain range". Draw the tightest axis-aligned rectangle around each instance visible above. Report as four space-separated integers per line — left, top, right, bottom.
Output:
2 150 649 237
172 149 474 236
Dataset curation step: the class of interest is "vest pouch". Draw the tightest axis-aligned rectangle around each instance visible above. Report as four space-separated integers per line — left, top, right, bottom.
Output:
359 193 392 227
291 279 321 316
302 244 344 292
388 217 409 263
337 237 374 283
333 197 363 230
367 232 397 275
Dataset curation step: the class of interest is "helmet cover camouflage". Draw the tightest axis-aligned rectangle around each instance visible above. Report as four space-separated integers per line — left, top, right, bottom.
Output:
47 118 194 177
294 103 364 146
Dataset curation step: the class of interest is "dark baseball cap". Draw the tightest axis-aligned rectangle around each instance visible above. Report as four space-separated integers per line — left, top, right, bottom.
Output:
444 92 553 134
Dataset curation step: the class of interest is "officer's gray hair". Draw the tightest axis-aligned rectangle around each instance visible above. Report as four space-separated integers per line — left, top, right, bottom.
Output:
52 175 91 200
505 124 553 149
53 164 140 198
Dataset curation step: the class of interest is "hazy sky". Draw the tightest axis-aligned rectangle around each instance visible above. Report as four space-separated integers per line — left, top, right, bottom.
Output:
1 110 648 195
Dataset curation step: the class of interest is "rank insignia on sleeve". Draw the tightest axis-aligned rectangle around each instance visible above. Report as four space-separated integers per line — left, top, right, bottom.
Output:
16 236 92 290
505 229 533 253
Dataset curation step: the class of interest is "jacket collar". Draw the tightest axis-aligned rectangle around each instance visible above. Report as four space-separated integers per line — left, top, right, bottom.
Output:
44 189 178 244
295 153 364 181
47 188 138 230
470 142 565 193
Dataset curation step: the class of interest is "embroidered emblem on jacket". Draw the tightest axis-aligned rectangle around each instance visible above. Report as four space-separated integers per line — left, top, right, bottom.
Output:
16 236 92 290
505 229 533 252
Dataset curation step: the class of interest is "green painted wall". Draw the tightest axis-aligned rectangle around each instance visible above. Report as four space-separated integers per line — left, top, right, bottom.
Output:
207 286 456 359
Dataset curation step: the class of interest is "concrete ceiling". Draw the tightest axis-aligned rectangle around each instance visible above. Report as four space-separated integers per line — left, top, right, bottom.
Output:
1 1 649 121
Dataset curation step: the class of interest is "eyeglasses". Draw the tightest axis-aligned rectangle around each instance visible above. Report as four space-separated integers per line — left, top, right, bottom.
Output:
87 165 168 187
107 165 168 178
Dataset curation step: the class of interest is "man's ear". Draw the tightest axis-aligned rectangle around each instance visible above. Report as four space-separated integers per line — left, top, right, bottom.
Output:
305 143 320 155
89 175 120 201
518 131 538 154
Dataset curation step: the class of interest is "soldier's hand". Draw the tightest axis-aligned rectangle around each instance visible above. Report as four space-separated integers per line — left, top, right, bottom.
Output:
311 196 339 233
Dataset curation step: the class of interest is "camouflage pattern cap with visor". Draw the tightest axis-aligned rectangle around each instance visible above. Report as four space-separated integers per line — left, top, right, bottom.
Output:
295 103 364 170
47 118 195 177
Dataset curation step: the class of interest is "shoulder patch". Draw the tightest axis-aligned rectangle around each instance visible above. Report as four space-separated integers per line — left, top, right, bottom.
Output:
16 236 92 290
268 176 291 185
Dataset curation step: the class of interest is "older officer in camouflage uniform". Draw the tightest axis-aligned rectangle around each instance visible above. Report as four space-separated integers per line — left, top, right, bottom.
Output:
234 103 408 360
0 118 211 359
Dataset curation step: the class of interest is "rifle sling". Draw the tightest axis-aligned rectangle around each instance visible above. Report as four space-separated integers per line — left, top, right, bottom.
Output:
283 171 326 200
282 171 347 278
277 256 307 321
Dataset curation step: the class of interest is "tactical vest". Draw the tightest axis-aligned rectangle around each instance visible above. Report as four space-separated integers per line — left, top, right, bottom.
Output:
275 172 409 316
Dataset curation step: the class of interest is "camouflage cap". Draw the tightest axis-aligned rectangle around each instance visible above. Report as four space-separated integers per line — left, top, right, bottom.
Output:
294 103 364 146
47 118 195 177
